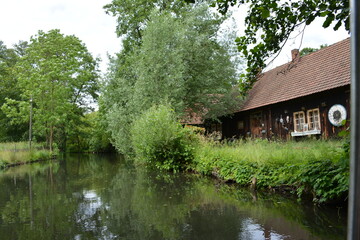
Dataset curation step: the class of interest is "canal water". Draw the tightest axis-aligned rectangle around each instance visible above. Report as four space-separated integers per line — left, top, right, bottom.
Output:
0 154 347 240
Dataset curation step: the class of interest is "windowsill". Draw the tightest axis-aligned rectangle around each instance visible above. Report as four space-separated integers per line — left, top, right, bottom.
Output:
291 129 321 137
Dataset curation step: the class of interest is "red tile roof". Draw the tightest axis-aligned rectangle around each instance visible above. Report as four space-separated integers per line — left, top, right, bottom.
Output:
181 111 203 125
240 37 350 112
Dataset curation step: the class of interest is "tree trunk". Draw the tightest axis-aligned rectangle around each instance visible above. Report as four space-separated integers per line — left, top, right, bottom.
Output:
49 125 53 152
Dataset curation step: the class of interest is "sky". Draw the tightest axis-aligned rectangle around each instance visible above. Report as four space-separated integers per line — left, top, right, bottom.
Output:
0 0 350 74
265 17 350 70
229 5 350 71
0 0 121 74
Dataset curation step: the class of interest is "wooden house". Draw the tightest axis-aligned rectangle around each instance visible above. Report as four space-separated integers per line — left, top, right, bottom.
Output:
220 38 351 140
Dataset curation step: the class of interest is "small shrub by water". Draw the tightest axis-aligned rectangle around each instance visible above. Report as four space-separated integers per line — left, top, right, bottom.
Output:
131 104 197 171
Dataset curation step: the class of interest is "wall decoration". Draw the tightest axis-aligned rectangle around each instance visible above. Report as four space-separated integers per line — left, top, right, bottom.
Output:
328 104 347 126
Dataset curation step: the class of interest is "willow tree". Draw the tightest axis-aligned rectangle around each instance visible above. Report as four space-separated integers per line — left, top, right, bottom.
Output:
2 30 99 151
103 3 241 153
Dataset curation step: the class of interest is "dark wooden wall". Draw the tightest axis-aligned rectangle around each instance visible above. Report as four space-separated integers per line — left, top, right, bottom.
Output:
220 86 350 140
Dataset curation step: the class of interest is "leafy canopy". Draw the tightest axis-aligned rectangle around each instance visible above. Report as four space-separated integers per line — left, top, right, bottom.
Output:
102 3 241 153
1 29 99 150
300 44 328 56
104 0 187 51
0 41 29 141
186 0 350 93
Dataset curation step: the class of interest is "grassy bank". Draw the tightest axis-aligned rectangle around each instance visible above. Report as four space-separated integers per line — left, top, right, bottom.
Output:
192 139 349 203
0 142 57 169
129 106 349 203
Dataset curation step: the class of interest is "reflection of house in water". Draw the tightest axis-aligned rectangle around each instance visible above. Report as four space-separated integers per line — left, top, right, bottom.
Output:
219 38 351 140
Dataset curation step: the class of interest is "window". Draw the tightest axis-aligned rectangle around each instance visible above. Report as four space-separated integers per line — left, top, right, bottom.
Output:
293 111 305 132
307 108 321 131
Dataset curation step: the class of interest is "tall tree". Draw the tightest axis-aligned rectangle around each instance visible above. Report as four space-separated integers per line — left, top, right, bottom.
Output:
133 7 239 117
104 0 186 51
1 30 99 151
0 41 28 141
186 0 350 93
102 3 241 153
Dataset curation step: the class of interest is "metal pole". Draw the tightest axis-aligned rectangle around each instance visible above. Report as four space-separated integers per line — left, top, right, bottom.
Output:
29 96 33 150
348 0 360 239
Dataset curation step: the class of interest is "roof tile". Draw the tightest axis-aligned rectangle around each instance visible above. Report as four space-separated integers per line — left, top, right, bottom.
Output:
240 38 350 111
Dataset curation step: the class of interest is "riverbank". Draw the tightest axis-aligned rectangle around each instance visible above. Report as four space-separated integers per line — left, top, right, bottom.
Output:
129 105 349 204
0 142 57 169
191 138 349 203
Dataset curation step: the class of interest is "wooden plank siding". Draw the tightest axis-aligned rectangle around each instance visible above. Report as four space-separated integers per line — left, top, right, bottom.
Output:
220 86 350 140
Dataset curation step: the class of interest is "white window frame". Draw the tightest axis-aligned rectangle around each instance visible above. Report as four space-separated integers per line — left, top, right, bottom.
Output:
293 111 305 132
291 108 321 137
307 108 321 131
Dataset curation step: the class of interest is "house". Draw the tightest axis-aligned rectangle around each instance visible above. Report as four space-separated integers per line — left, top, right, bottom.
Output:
220 38 351 140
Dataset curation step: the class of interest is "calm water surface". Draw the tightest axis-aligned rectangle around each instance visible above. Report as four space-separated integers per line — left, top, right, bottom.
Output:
0 154 347 240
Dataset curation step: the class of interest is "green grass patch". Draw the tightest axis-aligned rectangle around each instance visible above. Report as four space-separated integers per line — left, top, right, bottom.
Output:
0 142 56 168
192 138 349 203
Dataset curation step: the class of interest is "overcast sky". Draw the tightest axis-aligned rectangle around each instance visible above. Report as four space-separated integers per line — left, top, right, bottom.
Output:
0 0 121 74
0 0 350 74
266 17 350 70
229 5 350 71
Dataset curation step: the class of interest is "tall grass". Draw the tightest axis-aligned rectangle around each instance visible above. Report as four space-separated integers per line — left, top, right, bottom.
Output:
195 139 343 165
193 138 349 203
0 142 55 168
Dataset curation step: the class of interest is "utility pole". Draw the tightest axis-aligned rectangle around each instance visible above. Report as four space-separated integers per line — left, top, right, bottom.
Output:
29 95 33 150
348 0 360 239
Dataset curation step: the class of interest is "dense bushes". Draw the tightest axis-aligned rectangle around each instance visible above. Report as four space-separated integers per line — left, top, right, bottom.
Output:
131 104 197 171
128 105 349 203
193 139 349 203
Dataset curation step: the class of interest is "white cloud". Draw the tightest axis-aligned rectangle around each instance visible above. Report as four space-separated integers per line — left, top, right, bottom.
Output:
0 1 349 74
0 0 121 73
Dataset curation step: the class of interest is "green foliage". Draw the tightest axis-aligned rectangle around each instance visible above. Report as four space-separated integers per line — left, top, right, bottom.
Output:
300 44 328 56
65 112 114 153
193 139 349 203
1 30 99 151
186 0 350 93
0 41 28 141
100 4 239 153
104 0 187 51
134 7 240 117
0 142 55 168
103 3 241 153
131 104 197 171
292 158 349 203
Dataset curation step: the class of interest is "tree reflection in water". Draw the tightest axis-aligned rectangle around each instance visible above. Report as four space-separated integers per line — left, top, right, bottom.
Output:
0 154 347 240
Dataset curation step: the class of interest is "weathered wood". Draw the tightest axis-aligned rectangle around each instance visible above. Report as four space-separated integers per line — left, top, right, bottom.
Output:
220 86 350 140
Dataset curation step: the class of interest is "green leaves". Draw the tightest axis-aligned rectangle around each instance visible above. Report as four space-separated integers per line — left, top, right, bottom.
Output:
104 0 187 51
197 0 350 94
193 139 349 203
323 13 335 28
131 104 196 171
2 29 99 150
103 3 241 153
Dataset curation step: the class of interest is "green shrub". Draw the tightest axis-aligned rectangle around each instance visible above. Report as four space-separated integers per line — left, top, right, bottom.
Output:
293 157 349 203
192 138 349 203
131 104 197 171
